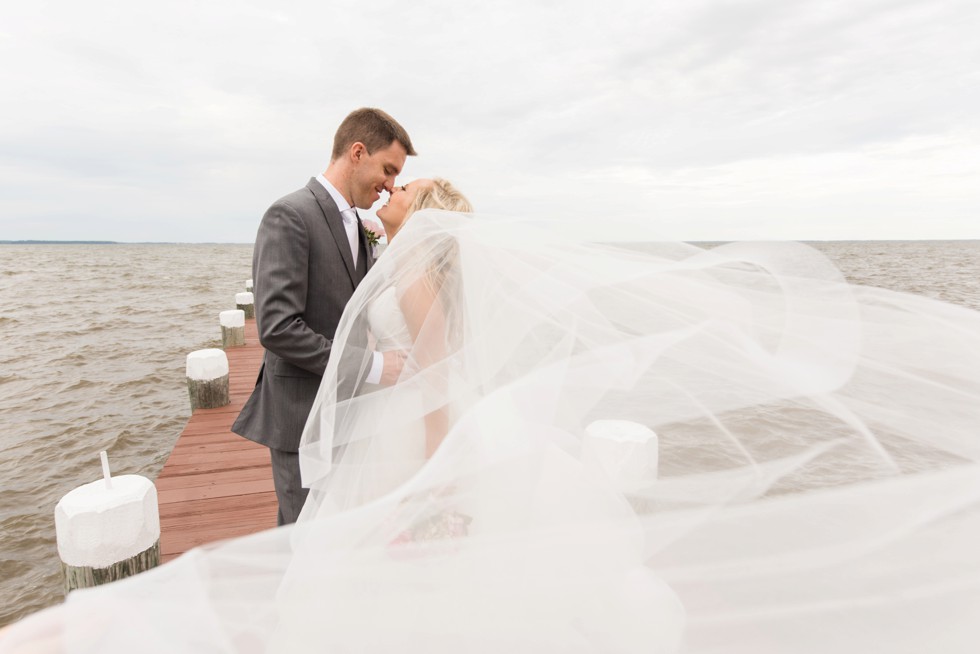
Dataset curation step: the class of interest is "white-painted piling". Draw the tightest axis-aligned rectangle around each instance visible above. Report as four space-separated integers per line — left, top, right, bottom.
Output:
186 348 230 409
55 452 160 593
219 309 246 348
245 279 254 293
582 420 659 493
236 291 255 319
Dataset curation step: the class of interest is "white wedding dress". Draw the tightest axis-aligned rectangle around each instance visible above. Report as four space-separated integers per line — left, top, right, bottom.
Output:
3 210 980 653
308 286 428 506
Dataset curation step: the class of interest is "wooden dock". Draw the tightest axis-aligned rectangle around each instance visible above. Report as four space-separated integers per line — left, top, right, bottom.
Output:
156 320 276 562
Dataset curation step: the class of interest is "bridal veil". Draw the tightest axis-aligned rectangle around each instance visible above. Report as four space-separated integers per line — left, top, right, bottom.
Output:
3 211 980 653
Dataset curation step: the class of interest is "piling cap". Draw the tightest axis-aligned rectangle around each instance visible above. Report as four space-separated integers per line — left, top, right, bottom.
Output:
235 292 254 305
585 420 658 443
186 348 229 380
219 309 246 328
55 474 160 568
582 420 659 492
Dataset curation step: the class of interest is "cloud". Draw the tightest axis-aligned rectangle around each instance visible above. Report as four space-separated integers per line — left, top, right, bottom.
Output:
1 0 978 241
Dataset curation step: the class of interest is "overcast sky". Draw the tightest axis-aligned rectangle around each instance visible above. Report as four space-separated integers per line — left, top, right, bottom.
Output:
3 0 978 242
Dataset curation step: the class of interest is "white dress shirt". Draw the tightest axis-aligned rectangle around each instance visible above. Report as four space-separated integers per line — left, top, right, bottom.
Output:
314 175 359 266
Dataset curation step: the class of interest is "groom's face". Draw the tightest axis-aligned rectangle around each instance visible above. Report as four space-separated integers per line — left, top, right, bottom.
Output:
350 140 409 210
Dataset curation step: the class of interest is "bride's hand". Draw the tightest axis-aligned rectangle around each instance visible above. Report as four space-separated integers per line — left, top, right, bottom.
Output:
379 350 409 385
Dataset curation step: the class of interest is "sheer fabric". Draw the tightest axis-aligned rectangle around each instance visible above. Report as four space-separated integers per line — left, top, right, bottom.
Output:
3 211 980 653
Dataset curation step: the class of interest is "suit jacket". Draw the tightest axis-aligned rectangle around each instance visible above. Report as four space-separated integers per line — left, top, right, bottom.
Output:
232 178 373 452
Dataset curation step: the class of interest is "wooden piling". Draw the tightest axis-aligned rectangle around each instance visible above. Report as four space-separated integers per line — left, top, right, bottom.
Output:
186 349 230 410
62 542 160 594
220 309 246 348
55 468 161 593
235 292 255 319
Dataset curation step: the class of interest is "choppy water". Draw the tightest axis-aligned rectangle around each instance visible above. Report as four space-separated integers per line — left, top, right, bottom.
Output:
0 244 253 626
0 240 978 628
813 240 980 309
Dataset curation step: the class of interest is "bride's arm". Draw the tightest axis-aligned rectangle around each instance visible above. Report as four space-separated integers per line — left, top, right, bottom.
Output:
399 277 450 458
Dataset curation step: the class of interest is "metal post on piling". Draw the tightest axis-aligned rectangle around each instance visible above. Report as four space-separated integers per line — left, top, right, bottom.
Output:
186 348 230 410
54 451 161 594
236 292 254 319
220 309 246 348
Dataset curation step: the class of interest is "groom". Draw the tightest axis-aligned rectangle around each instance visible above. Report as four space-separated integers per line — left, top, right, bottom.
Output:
232 108 416 525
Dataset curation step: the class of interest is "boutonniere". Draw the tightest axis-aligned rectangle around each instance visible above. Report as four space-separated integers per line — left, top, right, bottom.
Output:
361 219 387 259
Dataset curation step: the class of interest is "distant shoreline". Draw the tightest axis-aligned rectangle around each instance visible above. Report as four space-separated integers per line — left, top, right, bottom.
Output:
0 240 118 245
0 241 252 245
0 239 976 245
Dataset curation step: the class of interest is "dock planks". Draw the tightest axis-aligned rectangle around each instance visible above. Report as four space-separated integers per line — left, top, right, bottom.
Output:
156 320 277 562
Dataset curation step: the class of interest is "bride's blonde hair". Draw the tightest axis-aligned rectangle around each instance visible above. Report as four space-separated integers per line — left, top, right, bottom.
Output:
405 178 473 218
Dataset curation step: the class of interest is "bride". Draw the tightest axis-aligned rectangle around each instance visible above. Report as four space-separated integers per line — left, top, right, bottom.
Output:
3 179 980 653
298 177 475 511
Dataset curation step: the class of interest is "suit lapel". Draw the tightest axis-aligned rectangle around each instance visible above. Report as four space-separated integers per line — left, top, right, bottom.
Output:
305 179 358 284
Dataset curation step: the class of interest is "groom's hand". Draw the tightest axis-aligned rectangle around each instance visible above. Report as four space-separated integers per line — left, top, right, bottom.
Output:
380 350 408 386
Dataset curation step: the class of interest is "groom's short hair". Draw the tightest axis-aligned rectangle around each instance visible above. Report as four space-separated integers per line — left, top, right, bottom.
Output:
331 108 417 160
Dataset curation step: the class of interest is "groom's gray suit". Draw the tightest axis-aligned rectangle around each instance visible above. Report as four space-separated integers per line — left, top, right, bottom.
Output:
232 177 372 525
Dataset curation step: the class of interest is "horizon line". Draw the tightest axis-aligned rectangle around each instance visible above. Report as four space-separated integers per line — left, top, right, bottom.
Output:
2 238 979 245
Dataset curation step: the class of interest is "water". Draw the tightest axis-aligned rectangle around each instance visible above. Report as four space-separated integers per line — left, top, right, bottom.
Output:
0 240 978 628
812 240 980 309
0 244 253 626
